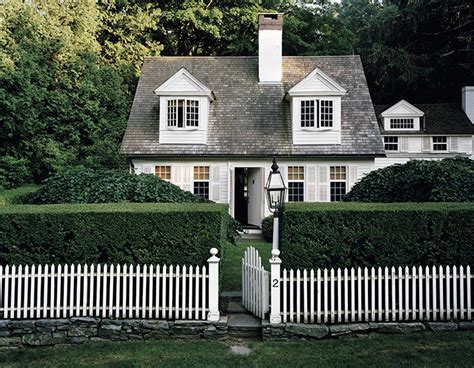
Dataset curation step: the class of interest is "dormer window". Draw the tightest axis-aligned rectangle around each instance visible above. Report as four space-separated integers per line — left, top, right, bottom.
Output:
300 99 334 129
389 118 414 130
167 99 199 128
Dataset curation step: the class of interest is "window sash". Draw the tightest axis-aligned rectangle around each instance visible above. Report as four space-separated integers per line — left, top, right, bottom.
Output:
167 99 199 128
384 136 399 151
300 99 333 128
193 166 209 180
288 182 304 202
432 136 447 151
330 166 347 202
193 182 209 199
155 166 171 180
389 118 414 129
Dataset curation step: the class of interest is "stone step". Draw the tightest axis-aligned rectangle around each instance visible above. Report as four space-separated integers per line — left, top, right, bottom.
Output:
227 314 262 338
226 302 247 314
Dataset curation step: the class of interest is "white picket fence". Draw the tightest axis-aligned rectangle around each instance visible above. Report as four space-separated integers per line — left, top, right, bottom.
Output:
276 264 472 324
0 249 221 321
242 247 269 319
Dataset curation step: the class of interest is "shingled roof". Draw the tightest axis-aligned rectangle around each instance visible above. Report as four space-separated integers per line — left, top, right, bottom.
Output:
120 55 385 157
374 103 474 135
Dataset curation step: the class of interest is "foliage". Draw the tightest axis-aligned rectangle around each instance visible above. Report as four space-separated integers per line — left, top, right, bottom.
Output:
23 167 207 204
0 156 31 189
261 215 274 242
0 203 228 265
0 185 40 206
280 202 474 270
345 157 474 202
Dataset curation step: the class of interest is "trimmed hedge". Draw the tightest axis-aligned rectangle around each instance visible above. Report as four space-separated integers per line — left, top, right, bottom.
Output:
280 203 474 269
262 215 273 242
0 203 229 265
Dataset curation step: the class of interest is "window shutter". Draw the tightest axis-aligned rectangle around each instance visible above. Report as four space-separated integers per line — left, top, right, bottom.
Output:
349 165 358 190
400 137 409 152
171 166 183 188
210 165 221 202
422 137 431 152
306 165 317 202
229 168 234 216
318 165 329 202
182 166 192 192
143 165 153 174
450 137 458 152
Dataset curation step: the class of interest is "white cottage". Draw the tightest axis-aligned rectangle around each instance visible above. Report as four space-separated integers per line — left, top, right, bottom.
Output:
120 13 474 228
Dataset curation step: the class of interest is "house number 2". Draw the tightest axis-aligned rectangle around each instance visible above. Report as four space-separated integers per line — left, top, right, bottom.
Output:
272 279 278 287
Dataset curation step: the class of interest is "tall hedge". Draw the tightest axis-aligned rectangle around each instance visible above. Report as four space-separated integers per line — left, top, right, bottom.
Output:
0 203 228 265
280 203 474 269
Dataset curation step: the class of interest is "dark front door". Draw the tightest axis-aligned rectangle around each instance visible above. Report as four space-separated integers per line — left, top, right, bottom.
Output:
234 168 248 225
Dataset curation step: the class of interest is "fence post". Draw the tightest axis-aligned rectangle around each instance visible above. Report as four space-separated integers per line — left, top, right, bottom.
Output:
207 248 220 322
270 249 282 324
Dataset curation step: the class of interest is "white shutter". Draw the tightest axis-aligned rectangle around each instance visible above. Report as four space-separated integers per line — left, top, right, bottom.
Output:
400 137 409 152
318 165 329 202
229 168 234 216
450 137 458 152
348 165 358 190
182 166 192 192
306 165 317 202
210 165 221 202
171 166 183 188
143 165 153 174
422 137 431 152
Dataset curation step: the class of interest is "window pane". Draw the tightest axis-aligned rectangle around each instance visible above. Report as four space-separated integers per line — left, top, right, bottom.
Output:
155 166 171 180
384 136 399 151
330 182 346 202
390 118 414 129
319 100 333 128
167 100 177 127
433 136 447 151
193 182 209 199
301 100 315 127
177 99 185 128
330 166 346 180
288 166 304 180
193 166 209 180
288 182 304 202
186 100 199 127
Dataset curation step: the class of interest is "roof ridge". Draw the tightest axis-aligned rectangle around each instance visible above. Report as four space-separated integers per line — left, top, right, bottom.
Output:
144 55 360 60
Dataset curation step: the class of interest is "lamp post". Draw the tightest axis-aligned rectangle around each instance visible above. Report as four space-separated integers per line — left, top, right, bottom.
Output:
265 158 286 250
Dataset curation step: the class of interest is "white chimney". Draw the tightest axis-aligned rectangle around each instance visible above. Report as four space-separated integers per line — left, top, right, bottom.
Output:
258 13 283 84
462 86 474 124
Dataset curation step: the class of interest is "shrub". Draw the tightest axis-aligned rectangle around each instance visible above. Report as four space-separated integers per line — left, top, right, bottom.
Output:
26 167 208 204
0 203 229 265
0 156 32 189
280 202 474 270
345 157 474 202
262 215 273 242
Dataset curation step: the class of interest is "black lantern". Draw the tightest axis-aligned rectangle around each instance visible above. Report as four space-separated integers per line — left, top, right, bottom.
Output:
265 158 286 215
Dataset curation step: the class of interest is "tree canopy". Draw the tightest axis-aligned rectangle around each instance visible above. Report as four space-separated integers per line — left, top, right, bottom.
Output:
1 0 473 187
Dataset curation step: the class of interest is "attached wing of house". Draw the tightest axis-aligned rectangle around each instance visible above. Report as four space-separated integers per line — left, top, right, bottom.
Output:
120 13 474 228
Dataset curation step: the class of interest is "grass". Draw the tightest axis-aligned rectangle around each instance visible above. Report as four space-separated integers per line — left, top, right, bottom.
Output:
0 185 39 206
221 241 272 291
1 332 473 367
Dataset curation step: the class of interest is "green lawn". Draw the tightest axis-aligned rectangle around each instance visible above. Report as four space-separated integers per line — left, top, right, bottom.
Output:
0 185 39 206
1 332 473 367
221 241 272 291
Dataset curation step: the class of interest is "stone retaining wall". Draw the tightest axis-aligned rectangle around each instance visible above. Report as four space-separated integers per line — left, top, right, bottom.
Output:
262 321 474 340
0 317 228 349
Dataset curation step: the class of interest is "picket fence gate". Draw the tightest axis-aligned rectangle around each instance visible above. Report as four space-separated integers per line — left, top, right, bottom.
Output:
0 249 220 322
242 247 270 319
267 252 473 324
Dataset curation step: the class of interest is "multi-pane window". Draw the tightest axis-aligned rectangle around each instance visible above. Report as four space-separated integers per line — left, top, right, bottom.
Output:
288 166 304 202
384 136 399 151
432 136 447 151
167 99 199 128
330 166 346 202
389 118 414 129
193 166 209 199
155 166 171 180
301 100 315 127
300 99 333 128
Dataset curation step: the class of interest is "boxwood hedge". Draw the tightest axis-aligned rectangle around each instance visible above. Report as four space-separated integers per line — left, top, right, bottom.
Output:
0 203 229 265
280 202 474 269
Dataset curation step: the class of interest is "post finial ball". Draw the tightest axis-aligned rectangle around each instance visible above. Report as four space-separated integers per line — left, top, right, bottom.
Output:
210 248 218 256
271 249 280 257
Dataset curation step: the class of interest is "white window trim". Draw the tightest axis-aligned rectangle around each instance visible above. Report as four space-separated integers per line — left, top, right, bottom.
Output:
193 166 210 200
299 98 336 131
287 167 305 202
166 98 200 131
432 136 449 152
383 136 399 152
329 166 347 202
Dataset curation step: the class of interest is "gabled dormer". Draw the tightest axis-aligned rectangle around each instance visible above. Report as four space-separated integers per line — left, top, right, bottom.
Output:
286 68 346 145
154 68 215 144
380 100 424 131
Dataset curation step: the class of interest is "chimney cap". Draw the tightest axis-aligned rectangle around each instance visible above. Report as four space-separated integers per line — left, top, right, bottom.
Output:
259 13 283 30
